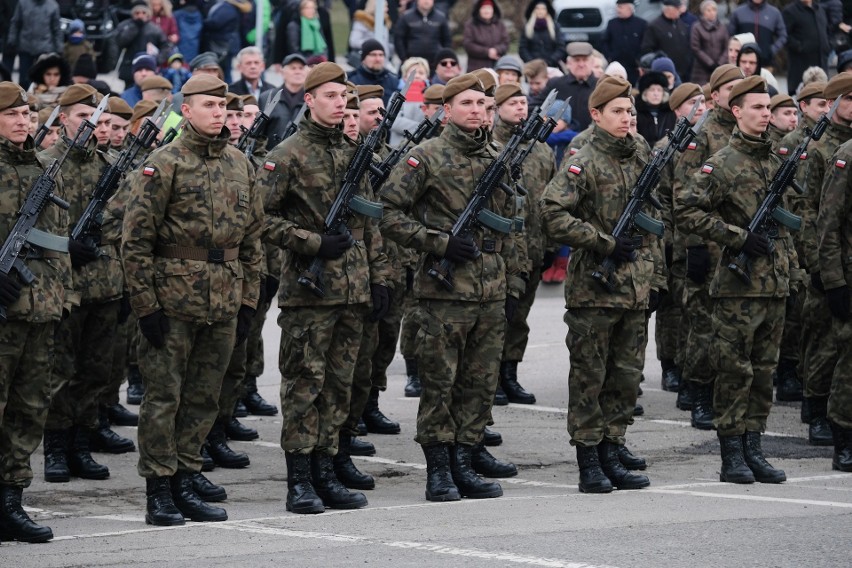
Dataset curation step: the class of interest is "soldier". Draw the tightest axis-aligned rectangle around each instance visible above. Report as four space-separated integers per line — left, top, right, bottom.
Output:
258 62 390 514
121 74 263 525
767 94 797 150
675 75 798 485
224 93 244 146
672 64 744 430
541 76 662 493
0 82 73 544
108 98 133 149
379 73 525 502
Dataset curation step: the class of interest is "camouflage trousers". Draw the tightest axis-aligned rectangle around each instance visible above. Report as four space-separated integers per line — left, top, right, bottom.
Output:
710 297 784 436
398 283 419 360
47 300 120 431
503 267 541 362
681 279 716 385
564 307 646 447
0 321 54 487
828 309 852 428
656 260 686 364
246 297 272 379
137 317 236 478
218 338 247 421
278 304 367 454
412 299 504 446
779 281 803 366
799 284 836 398
343 320 379 437
102 315 135 406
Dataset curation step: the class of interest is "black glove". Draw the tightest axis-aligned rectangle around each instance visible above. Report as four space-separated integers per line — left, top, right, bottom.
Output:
138 310 170 349
610 236 637 264
235 305 256 345
665 243 673 269
686 245 711 284
741 232 770 257
265 275 279 302
405 267 415 292
647 289 661 313
368 284 391 322
826 286 851 321
68 238 99 268
541 249 557 272
0 272 22 306
786 290 798 314
505 295 519 322
444 236 479 263
117 294 132 324
810 271 825 292
316 233 353 259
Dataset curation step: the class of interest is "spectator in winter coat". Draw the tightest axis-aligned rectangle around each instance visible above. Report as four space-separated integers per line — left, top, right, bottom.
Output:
150 0 179 45
635 71 676 146
690 0 728 85
462 0 509 72
27 51 71 106
641 0 692 82
228 46 274 98
727 0 787 68
601 0 647 85
394 0 451 64
63 19 97 73
518 0 565 69
651 56 681 90
783 0 829 96
204 0 253 83
162 52 191 92
114 0 169 86
263 52 306 150
430 47 461 85
389 56 429 145
120 53 158 106
348 0 394 61
348 38 399 106
174 0 203 62
7 0 63 90
735 41 779 93
280 0 335 63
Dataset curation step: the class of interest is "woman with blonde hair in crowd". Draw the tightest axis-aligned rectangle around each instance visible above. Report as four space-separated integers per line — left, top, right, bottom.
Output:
390 56 430 146
518 0 565 68
150 0 179 45
348 0 394 65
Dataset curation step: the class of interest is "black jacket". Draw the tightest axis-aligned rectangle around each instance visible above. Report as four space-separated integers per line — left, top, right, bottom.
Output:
641 15 692 82
393 5 451 63
602 15 647 85
783 1 830 94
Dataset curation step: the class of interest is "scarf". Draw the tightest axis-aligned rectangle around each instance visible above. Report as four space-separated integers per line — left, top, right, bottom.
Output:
300 16 327 55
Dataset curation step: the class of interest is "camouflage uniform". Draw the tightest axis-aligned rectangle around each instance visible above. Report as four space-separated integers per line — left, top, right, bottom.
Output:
0 136 73 488
766 123 786 151
541 125 665 446
379 121 525 445
675 129 799 436
121 124 263 478
258 113 389 455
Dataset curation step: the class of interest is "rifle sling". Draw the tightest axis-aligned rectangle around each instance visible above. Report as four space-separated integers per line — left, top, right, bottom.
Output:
155 244 239 263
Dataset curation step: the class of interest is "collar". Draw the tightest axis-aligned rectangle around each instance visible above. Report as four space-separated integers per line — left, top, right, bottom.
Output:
0 135 36 164
491 118 516 144
299 112 347 146
729 127 772 158
179 123 231 157
58 126 99 160
711 105 737 130
589 124 637 159
440 121 490 153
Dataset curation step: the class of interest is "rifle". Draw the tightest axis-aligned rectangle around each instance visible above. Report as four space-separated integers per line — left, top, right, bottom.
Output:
158 117 184 148
236 88 282 160
727 96 841 285
591 98 707 292
33 105 61 148
426 90 558 291
368 107 444 191
280 104 306 142
506 96 569 196
71 99 168 252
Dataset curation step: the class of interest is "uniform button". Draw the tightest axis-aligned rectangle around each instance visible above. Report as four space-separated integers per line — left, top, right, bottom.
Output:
196 263 202 270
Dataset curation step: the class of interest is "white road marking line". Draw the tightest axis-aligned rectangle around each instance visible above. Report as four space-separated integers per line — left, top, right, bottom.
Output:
85 514 147 522
647 489 852 509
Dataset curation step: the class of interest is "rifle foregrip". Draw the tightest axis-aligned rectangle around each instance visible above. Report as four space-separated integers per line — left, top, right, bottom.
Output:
297 257 326 298
427 258 455 291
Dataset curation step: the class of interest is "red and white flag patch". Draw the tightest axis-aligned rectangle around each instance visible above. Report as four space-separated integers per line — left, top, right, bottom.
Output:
142 166 155 176
800 152 808 160
263 161 276 171
568 147 579 156
407 156 420 168
701 164 714 174
568 164 582 175
687 141 697 151
779 147 788 155
836 159 847 169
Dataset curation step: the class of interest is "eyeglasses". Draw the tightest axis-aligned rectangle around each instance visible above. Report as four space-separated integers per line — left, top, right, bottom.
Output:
439 60 458 67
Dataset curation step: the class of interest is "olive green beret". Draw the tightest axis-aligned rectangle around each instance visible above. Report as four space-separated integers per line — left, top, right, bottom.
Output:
728 75 767 106
37 106 56 125
423 84 444 105
140 76 173 92
495 82 524 106
130 99 158 123
304 62 347 92
0 81 29 111
702 83 712 101
588 76 632 110
241 94 258 107
823 73 852 100
181 74 227 98
107 97 133 120
709 64 744 92
797 81 826 103
356 84 383 101
346 92 360 110
770 93 795 112
470 68 497 97
225 92 244 111
58 83 100 108
669 82 702 111
443 73 486 103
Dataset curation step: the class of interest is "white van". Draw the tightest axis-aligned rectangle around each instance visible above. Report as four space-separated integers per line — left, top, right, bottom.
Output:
553 0 663 47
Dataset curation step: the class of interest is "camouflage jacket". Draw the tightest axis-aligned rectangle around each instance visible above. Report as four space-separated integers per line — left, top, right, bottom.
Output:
541 125 666 309
778 116 816 268
121 124 264 322
41 131 124 304
653 135 682 262
258 114 390 307
675 128 799 298
0 136 74 321
817 138 852 290
767 123 786 152
378 121 526 302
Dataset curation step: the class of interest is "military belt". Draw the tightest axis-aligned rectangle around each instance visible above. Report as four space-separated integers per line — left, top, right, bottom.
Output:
155 244 239 263
25 249 63 260
478 238 503 254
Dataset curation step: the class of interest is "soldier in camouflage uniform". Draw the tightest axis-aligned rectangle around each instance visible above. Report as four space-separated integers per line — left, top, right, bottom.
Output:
258 63 391 514
767 94 797 151
676 76 798 485
0 82 73 544
541 76 663 494
672 64 744 430
379 73 525 502
121 74 263 525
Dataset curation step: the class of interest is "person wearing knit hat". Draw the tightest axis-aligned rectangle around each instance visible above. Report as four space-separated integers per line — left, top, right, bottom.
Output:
767 94 797 147
71 54 98 83
494 55 523 85
346 39 398 108
431 47 462 86
650 57 681 91
462 0 509 72
540 64 657 494
119 53 158 107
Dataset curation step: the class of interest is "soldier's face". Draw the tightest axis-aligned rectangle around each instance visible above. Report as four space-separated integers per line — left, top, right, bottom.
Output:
732 92 771 137
0 104 31 146
110 115 130 147
306 83 347 128
226 110 243 143
833 93 852 126
445 90 485 132
677 95 706 123
28 110 38 135
40 126 60 150
801 98 829 122
590 97 632 138
712 79 741 110
342 108 360 140
242 104 259 129
359 98 384 136
770 106 798 132
60 103 95 136
182 95 227 137
94 113 112 146
483 97 496 129
497 95 528 126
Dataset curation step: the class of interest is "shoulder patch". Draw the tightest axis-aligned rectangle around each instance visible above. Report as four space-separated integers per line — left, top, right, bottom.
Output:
568 164 582 175
701 164 714 174
406 156 420 168
686 141 697 151
836 159 847 169
263 161 276 171
142 166 156 176
779 147 788 155
800 152 808 160
568 147 579 156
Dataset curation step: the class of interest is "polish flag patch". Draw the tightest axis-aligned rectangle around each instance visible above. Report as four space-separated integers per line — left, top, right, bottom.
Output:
686 141 697 150
407 156 420 168
142 166 155 176
779 147 788 155
263 161 276 171
568 147 579 156
701 164 714 174
800 152 808 160
568 164 582 175
836 159 847 169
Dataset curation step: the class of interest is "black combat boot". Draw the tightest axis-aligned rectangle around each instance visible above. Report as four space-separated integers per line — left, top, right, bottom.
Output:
575 445 612 494
471 444 517 478
660 360 681 392
493 384 509 406
775 358 803 402
450 444 503 498
742 432 786 483
357 418 368 436
598 442 650 489
617 445 647 471
676 378 694 411
170 471 228 521
348 436 376 456
126 364 144 405
499 361 536 404
91 406 136 454
0 486 53 542
145 477 185 526
333 434 375 490
233 400 248 418
224 414 259 442
421 444 461 502
285 452 325 514
718 434 755 483
242 375 278 416
106 403 138 426
482 426 502 447
690 382 714 430
830 422 852 472
311 451 368 509
362 388 400 434
200 444 215 472
68 426 110 480
43 429 70 483
633 403 644 416
403 358 422 398
801 397 812 424
807 397 833 446
190 473 227 502
206 420 250 468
